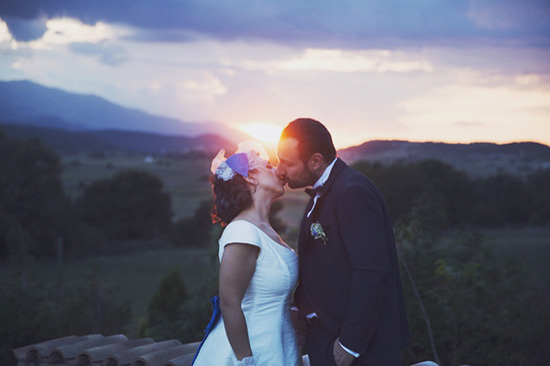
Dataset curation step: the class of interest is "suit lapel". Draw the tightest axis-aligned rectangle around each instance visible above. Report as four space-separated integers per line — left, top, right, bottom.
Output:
298 158 347 255
309 158 347 218
319 158 346 198
298 198 314 259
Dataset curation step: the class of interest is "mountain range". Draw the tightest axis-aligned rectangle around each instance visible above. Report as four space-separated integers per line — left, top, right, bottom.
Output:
1 79 549 177
0 79 249 142
338 140 550 177
0 122 236 156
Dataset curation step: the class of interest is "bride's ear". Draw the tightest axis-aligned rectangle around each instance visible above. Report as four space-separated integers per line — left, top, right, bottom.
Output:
243 173 258 187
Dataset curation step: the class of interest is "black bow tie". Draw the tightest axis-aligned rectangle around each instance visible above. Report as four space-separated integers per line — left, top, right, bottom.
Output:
305 186 324 198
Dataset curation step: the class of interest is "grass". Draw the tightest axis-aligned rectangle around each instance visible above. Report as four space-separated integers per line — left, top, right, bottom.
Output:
61 152 310 225
0 246 217 339
2 227 547 342
98 247 216 337
481 227 550 283
61 153 213 220
60 151 310 242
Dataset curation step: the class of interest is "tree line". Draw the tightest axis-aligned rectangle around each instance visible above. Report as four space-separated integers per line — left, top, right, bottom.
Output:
2 132 548 262
0 132 214 262
352 159 550 228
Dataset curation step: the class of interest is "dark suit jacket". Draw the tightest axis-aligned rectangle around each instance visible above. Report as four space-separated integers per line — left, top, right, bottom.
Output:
295 158 411 363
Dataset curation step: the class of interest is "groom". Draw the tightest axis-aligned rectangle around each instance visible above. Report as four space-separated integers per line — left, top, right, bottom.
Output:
276 118 411 366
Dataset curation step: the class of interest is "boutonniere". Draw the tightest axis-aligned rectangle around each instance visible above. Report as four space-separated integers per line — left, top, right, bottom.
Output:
310 222 329 245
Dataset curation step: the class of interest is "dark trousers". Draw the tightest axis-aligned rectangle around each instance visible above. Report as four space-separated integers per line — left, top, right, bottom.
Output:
305 317 368 366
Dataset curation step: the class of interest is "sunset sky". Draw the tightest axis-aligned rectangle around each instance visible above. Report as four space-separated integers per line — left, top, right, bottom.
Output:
0 0 549 149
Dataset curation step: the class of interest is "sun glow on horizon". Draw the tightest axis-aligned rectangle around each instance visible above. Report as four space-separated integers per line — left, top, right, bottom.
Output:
236 122 283 145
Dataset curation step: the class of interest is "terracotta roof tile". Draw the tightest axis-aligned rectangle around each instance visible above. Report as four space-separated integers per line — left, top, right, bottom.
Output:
12 335 77 362
131 343 200 366
163 353 195 366
15 334 103 362
13 335 199 366
75 338 155 366
49 334 128 363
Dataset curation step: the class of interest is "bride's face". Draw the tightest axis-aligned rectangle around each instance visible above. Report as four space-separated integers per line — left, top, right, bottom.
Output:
251 160 286 198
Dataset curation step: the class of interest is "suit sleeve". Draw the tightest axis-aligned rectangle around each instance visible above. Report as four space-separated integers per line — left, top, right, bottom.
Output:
336 184 390 355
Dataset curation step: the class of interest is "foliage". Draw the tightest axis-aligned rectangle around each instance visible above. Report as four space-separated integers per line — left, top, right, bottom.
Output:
353 160 470 227
470 174 531 226
0 262 131 365
56 260 132 335
76 170 173 240
526 169 550 225
142 268 218 344
148 270 189 323
144 223 221 343
173 199 287 248
0 133 72 260
169 274 219 344
396 201 550 365
353 159 550 228
173 201 214 247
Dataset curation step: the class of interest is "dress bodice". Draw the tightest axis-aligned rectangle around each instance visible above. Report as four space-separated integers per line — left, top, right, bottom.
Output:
194 220 301 366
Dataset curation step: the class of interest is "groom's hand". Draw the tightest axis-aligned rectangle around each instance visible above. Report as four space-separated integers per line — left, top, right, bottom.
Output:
333 338 355 366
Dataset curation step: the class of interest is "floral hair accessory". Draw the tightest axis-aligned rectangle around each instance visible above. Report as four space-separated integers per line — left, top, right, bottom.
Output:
226 153 249 177
210 141 270 181
310 222 329 245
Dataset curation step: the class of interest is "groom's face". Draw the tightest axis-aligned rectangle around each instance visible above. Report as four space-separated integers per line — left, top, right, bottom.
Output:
276 137 317 189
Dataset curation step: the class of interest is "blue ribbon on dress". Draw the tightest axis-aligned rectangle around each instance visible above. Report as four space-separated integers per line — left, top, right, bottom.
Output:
192 295 221 365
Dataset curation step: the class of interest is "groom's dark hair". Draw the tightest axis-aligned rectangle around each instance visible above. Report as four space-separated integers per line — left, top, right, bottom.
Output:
281 118 337 164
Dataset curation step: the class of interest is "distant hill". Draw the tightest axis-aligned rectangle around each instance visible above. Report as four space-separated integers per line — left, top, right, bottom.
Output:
3 122 549 178
0 123 236 155
2 79 549 177
338 140 550 177
0 79 250 143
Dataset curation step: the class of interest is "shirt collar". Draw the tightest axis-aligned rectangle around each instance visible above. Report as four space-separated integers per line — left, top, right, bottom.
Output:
312 158 337 189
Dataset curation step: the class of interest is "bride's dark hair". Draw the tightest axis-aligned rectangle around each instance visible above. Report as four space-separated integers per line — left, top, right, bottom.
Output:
210 173 253 226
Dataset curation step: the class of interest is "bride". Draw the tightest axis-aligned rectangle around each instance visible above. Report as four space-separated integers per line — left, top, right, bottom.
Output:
192 142 303 366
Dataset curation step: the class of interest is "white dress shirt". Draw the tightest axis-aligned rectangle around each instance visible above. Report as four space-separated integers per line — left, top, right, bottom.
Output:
306 158 337 218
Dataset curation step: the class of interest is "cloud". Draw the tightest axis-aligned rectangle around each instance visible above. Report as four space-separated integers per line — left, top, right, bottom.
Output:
0 0 548 48
0 18 13 43
34 18 125 46
454 121 486 127
469 0 550 31
399 73 550 142
1 15 47 41
275 48 433 73
69 41 127 66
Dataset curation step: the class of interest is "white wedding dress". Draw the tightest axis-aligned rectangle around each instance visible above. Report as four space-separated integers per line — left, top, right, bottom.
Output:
193 220 302 366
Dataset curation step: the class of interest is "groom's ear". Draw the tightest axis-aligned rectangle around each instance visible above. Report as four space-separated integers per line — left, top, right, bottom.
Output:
307 153 325 173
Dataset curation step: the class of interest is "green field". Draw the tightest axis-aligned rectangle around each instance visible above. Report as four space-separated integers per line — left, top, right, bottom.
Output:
60 153 215 220
2 227 547 341
1 247 213 338
60 152 309 226
482 227 550 282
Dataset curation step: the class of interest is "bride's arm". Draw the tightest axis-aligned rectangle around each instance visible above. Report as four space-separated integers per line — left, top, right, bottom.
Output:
219 243 259 361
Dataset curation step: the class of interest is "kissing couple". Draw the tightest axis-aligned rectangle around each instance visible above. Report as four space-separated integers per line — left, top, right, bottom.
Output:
192 118 411 366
